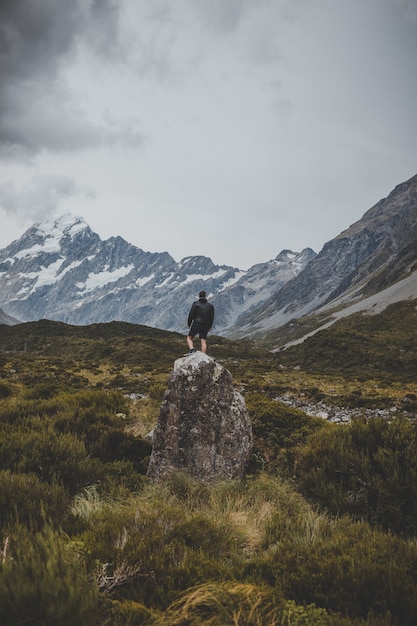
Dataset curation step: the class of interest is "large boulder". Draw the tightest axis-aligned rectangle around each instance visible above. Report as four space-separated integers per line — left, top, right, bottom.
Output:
147 352 253 482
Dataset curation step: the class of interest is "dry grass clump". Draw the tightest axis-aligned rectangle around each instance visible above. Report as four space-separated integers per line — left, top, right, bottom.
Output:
155 582 282 626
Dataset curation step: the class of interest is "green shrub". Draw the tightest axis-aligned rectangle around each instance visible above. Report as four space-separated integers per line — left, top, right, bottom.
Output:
80 494 238 609
0 398 60 423
23 382 59 400
247 393 324 448
166 511 243 560
247 513 417 624
245 393 324 474
90 429 151 474
149 383 166 401
95 460 148 494
0 471 70 531
295 416 417 535
0 380 13 399
164 470 210 505
0 526 99 626
72 389 128 413
0 385 147 494
0 422 103 493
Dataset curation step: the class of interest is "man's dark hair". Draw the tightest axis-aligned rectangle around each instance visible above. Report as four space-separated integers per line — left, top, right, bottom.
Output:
199 290 206 298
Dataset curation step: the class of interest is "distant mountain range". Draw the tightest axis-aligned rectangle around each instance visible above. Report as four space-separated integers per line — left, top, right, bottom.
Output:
0 214 315 333
1 172 416 346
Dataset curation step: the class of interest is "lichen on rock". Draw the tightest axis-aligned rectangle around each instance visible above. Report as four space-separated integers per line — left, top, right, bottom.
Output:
147 352 252 482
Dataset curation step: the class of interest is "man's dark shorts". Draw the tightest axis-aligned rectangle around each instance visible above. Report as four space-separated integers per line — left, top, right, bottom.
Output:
188 321 209 340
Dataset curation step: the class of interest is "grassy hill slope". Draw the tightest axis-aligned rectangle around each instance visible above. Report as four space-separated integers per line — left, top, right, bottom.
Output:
275 300 417 381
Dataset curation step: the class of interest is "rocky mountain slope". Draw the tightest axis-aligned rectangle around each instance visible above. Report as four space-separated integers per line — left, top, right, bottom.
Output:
231 173 417 346
0 308 19 325
0 213 314 332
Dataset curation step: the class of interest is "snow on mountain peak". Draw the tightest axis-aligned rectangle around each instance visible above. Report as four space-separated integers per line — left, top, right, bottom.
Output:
34 212 88 240
7 213 90 261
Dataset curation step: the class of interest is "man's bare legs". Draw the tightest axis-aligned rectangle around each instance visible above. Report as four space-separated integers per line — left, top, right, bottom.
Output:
186 336 207 353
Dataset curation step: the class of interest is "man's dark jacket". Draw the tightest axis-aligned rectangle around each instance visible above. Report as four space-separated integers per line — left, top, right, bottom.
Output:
187 297 214 328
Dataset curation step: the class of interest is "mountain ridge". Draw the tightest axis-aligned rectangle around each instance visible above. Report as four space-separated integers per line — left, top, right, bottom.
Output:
0 213 314 332
230 173 417 345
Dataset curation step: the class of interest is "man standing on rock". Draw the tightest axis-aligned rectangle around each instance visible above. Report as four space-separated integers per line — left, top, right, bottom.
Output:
186 290 215 354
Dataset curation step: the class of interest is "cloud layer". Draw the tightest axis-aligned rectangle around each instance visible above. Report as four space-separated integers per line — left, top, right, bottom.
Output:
0 0 416 268
0 174 94 224
0 0 142 156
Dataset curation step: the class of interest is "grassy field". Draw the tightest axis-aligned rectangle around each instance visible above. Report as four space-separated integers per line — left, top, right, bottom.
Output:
1 315 417 625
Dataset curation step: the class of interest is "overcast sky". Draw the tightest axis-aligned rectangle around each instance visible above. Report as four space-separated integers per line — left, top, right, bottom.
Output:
0 0 416 269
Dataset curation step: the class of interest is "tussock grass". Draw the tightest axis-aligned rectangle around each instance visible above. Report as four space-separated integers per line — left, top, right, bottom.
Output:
156 582 372 625
155 581 282 626
2 467 416 624
71 485 113 521
126 395 161 437
200 476 307 555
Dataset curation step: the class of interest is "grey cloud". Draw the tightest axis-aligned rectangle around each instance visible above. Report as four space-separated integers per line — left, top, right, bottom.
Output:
129 0 291 82
0 0 140 156
190 0 308 54
0 0 80 83
80 0 129 60
190 0 251 35
0 174 95 224
0 0 125 82
0 86 144 157
0 89 101 154
395 0 417 20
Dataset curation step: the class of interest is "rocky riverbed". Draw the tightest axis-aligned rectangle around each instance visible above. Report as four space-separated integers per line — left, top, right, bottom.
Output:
274 395 413 423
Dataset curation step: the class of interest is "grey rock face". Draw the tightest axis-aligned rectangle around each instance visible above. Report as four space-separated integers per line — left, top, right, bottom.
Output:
0 308 19 325
147 352 252 482
233 172 417 337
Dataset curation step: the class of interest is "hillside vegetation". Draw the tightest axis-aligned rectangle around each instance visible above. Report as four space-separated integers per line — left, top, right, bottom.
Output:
270 301 417 382
1 317 417 625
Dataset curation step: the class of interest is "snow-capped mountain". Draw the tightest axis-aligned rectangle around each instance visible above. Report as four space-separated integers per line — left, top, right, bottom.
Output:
211 248 316 329
0 213 314 332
